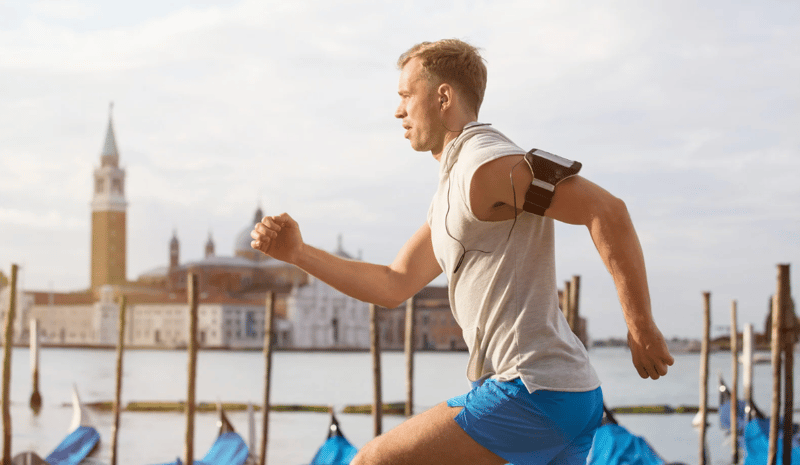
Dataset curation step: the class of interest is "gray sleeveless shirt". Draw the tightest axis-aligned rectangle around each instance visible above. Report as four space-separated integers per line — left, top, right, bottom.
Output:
427 123 601 393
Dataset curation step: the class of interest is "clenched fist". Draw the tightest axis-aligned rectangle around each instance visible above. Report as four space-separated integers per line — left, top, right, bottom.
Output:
250 212 304 264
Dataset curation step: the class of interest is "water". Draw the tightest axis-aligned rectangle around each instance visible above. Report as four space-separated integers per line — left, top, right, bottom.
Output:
6 346 796 464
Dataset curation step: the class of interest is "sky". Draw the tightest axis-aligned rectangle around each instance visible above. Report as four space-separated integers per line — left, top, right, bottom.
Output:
0 0 798 340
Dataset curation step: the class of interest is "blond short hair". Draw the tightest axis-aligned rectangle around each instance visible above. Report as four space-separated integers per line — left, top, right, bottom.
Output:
397 39 488 116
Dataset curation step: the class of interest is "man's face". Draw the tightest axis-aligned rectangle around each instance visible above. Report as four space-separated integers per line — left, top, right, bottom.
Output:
395 58 444 154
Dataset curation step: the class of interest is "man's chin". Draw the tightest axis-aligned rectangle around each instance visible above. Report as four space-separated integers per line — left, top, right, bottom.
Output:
407 139 428 152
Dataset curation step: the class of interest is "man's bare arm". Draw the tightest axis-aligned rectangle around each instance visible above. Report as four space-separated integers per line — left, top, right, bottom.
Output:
472 155 674 380
545 176 674 379
251 214 442 309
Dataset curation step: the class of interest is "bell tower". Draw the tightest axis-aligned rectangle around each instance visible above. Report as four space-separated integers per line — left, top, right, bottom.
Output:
91 103 128 290
170 231 180 268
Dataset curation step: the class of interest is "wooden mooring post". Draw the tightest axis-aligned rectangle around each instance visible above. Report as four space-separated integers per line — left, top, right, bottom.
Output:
767 267 784 465
404 297 415 417
568 275 580 332
370 303 382 437
770 264 794 465
562 280 572 322
110 295 127 465
184 273 199 465
781 264 795 465
259 291 275 465
2 264 17 465
29 319 42 413
782 309 795 465
729 300 739 464
698 291 710 465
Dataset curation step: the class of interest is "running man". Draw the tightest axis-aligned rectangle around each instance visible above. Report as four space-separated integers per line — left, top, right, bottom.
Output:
251 39 674 465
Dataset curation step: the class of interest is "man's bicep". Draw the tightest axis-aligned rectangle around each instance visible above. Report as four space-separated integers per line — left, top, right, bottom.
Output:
469 154 530 220
544 175 618 226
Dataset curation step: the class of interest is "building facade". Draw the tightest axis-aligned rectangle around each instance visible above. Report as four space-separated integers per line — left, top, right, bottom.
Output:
379 286 467 351
18 285 291 349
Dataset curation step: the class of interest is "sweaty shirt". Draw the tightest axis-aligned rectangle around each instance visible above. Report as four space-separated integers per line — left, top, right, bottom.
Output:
427 122 601 393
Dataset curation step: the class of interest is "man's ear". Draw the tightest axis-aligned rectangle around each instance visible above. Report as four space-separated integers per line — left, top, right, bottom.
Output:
437 83 454 109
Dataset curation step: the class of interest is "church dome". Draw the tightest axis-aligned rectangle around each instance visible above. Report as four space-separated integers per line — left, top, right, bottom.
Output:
234 206 264 260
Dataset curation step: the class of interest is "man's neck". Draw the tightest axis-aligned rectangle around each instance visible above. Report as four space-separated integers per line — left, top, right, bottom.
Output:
431 116 478 162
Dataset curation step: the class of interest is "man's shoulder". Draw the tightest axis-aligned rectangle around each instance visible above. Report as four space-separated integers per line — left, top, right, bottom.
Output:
460 127 525 166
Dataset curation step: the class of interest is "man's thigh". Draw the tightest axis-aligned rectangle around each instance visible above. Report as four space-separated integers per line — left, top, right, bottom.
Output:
351 402 508 465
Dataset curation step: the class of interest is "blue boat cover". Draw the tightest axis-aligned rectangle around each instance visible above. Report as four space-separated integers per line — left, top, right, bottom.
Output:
309 435 358 465
587 423 664 465
719 399 747 433
744 418 800 465
44 426 100 465
200 432 249 465
153 432 249 465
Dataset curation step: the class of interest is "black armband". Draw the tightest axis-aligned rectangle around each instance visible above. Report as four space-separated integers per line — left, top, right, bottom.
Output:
522 149 582 216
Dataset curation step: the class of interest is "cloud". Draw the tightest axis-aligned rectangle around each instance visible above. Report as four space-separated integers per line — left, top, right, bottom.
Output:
31 0 93 20
0 0 797 337
0 5 230 72
0 207 85 230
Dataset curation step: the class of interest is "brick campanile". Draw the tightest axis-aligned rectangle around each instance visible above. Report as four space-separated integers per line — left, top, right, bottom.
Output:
91 103 127 290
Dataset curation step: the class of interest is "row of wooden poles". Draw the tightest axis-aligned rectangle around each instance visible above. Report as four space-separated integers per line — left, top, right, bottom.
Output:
696 263 796 465
6 262 793 464
0 265 414 464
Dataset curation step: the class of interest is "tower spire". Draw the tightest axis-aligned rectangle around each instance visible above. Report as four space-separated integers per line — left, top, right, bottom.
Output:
205 230 215 258
101 101 119 167
170 230 180 268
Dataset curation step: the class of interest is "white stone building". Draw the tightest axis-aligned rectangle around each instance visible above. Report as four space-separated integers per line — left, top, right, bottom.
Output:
21 286 292 350
0 284 35 344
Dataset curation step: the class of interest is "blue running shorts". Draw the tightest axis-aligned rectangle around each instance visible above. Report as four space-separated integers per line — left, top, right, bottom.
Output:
447 378 603 465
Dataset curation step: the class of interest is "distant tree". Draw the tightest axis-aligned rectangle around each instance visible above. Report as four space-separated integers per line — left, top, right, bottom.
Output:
0 271 7 288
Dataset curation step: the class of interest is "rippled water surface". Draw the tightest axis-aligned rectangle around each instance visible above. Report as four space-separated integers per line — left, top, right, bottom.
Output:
6 346 794 464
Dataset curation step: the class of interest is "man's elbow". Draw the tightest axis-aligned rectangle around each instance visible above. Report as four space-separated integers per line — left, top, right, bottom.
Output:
381 285 415 309
591 194 631 232
380 297 406 310
377 275 412 310
608 195 630 221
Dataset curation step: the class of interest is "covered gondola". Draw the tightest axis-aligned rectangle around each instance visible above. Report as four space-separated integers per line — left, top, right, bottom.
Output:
309 410 357 465
12 385 101 465
153 404 250 465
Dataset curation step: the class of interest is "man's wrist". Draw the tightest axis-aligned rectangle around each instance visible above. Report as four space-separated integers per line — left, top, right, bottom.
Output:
627 318 660 341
